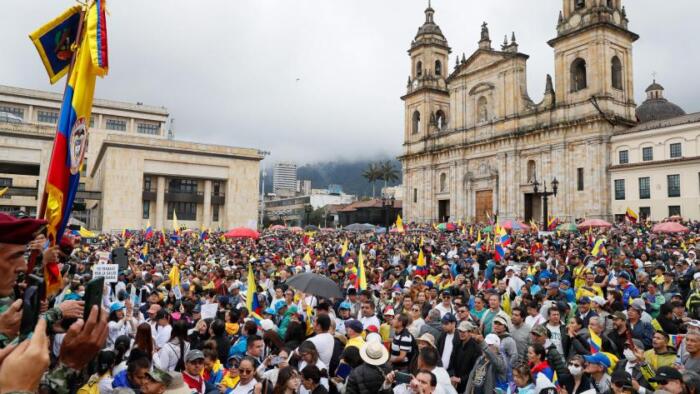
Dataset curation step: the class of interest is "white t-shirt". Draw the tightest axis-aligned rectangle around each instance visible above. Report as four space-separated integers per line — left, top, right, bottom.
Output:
436 303 454 318
525 314 546 328
441 333 454 368
546 324 564 355
307 332 335 367
359 315 381 330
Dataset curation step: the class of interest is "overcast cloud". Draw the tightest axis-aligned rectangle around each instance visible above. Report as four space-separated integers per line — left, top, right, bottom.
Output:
2 1 699 164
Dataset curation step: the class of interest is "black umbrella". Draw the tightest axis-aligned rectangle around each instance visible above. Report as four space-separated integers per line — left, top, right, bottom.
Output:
285 272 343 299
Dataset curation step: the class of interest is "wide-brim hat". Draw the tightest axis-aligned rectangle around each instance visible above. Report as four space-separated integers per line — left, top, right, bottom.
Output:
359 341 389 366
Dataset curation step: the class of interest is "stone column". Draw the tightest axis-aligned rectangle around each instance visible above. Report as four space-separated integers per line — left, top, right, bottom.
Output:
203 180 212 229
155 176 165 229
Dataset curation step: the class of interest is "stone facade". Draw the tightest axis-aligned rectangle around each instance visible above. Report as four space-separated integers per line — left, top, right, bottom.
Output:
400 0 640 224
0 85 262 231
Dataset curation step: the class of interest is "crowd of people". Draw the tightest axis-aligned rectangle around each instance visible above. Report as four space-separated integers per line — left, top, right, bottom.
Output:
0 211 699 394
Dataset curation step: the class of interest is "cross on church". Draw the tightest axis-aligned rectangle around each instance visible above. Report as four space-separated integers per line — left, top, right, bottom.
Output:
652 71 657 81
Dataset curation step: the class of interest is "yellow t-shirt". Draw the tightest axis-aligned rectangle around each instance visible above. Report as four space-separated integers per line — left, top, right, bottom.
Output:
346 335 366 350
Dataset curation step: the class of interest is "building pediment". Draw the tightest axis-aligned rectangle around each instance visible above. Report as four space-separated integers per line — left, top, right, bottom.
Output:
448 49 528 82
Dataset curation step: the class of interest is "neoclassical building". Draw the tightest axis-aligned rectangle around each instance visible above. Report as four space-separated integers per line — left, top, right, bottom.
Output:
400 0 640 223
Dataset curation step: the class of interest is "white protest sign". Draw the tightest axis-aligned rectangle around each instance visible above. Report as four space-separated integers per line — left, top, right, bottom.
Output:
93 264 119 283
97 251 111 264
173 285 182 300
201 303 218 320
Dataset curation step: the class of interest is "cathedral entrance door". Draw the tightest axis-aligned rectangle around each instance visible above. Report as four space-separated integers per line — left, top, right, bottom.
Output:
438 200 450 223
474 190 493 223
524 193 541 223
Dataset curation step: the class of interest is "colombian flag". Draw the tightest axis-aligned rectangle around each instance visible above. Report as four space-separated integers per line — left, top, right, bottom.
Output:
247 263 262 318
38 0 108 296
41 0 108 246
625 207 638 223
144 220 154 240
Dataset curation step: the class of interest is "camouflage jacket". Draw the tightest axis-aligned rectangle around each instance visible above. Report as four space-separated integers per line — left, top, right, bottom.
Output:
41 363 85 394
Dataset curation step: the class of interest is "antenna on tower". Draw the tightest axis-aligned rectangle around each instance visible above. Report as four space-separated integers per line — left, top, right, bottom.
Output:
168 118 175 140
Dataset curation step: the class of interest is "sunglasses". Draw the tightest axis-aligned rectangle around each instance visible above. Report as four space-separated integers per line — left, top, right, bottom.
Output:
613 382 633 389
239 369 254 374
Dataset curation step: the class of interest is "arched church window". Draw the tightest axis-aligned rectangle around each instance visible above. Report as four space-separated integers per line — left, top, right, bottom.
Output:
575 0 586 10
416 61 423 78
436 110 446 130
440 173 447 192
435 60 442 77
571 58 587 92
611 56 623 90
412 111 421 134
527 160 536 183
477 97 489 122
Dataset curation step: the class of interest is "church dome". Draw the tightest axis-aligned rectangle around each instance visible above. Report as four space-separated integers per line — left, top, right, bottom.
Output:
636 80 686 123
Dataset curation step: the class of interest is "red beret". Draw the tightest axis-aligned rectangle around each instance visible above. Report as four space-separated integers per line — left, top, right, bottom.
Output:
0 213 47 245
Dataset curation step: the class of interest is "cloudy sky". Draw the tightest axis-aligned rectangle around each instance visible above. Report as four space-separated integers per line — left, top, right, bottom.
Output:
2 1 699 164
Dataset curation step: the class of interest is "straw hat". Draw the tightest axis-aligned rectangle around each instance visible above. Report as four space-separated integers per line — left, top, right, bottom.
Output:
359 341 389 366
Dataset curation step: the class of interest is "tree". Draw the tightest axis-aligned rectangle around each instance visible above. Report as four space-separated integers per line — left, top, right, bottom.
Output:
378 160 400 189
362 163 382 198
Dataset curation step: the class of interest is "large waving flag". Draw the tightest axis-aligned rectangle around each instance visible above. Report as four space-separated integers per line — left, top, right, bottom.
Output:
36 1 108 296
625 207 638 223
39 0 108 247
547 216 559 231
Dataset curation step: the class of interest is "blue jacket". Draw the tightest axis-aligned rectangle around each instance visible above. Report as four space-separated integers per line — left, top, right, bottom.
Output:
112 370 135 389
619 283 640 306
630 320 654 349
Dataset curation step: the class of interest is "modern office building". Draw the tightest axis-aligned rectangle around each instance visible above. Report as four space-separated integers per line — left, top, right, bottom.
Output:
0 85 263 231
272 162 297 197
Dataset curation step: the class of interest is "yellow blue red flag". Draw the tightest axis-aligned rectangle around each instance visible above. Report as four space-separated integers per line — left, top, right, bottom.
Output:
41 0 108 246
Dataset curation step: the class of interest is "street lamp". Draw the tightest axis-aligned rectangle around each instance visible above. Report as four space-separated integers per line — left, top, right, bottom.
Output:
532 176 559 229
381 194 396 230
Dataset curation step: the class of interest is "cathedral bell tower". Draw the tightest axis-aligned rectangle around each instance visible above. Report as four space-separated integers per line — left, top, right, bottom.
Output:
402 2 451 143
548 0 638 122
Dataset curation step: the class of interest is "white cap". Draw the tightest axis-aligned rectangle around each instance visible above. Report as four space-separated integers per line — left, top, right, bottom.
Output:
484 333 501 347
505 266 515 273
260 319 276 332
694 272 700 280
591 296 606 306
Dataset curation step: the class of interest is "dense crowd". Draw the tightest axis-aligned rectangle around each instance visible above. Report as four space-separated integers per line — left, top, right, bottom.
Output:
0 212 699 394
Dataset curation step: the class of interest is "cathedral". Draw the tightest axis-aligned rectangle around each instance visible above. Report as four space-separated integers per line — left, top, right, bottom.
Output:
399 0 641 224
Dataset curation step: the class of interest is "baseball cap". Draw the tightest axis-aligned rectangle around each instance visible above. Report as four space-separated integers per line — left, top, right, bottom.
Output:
185 350 205 363
484 334 501 347
584 353 611 368
531 325 549 337
457 321 476 332
629 298 646 312
493 315 509 329
146 368 173 386
591 296 605 306
610 311 627 321
611 370 632 386
561 280 571 287
339 301 352 310
649 366 683 382
548 282 560 289
579 296 591 304
441 313 457 324
618 271 631 281
346 319 363 333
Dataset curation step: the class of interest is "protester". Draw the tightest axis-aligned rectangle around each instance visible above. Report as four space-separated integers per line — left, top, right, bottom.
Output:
1 211 700 394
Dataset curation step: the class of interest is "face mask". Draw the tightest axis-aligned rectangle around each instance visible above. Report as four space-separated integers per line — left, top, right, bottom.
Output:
623 348 636 361
78 291 85 297
568 365 583 376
